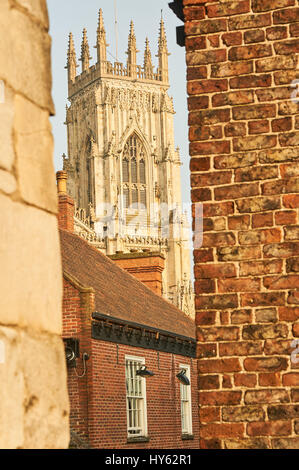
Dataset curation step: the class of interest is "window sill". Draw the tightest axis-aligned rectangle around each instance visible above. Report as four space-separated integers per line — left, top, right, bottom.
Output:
127 436 150 444
182 434 194 441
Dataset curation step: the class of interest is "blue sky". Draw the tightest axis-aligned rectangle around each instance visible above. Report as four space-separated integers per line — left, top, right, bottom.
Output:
48 0 190 205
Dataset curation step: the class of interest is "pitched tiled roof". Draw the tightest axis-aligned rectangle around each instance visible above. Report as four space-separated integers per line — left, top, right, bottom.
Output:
60 229 195 339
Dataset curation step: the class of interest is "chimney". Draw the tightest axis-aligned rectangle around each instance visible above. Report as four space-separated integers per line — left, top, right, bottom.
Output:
56 171 74 232
108 252 165 296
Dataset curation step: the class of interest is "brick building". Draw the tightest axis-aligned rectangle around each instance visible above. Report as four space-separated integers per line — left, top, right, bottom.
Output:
170 0 299 449
57 172 199 448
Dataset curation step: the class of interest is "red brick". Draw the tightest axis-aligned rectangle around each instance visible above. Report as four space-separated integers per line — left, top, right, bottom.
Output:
207 35 220 48
207 1 250 18
247 421 292 436
275 211 297 225
244 357 288 372
185 19 227 36
191 187 212 201
188 79 227 96
259 373 282 387
273 8 299 24
228 13 272 30
190 140 230 156
194 263 236 279
199 407 221 423
194 248 214 263
218 278 261 293
202 231 236 247
199 375 220 390
199 391 242 406
230 74 271 89
184 5 205 21
264 275 299 290
253 0 295 11
191 171 232 187
283 373 299 386
190 157 210 172
234 374 257 388
241 293 286 307
196 310 216 325
213 91 254 108
272 117 292 132
274 38 299 55
200 422 244 439
195 294 238 310
244 29 265 43
252 213 274 228
211 61 253 78
222 32 242 46
266 26 288 40
233 104 276 121
189 108 230 126
214 183 259 200
290 22 299 37
188 95 209 111
202 201 234 217
198 358 242 374
187 65 208 80
219 341 263 357
195 280 216 295
228 44 272 61
248 120 270 134
186 49 227 66
228 215 250 230
222 375 233 389
283 195 299 208
197 343 217 359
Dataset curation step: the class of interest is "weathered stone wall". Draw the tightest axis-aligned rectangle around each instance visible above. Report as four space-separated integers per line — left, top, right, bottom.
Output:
0 0 69 448
183 0 299 449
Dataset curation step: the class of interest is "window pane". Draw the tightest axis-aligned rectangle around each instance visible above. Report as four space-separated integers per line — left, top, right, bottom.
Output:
140 188 146 208
123 187 129 209
132 188 138 205
123 159 129 182
140 160 145 184
131 159 137 183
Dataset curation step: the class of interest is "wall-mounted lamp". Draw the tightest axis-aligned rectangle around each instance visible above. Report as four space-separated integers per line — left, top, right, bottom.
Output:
136 366 155 377
63 338 89 377
63 338 80 368
176 369 190 386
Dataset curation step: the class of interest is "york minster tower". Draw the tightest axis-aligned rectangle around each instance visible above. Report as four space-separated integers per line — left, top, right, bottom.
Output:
63 9 194 317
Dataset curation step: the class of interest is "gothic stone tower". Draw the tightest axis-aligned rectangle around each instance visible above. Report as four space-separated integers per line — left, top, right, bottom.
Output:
63 10 194 317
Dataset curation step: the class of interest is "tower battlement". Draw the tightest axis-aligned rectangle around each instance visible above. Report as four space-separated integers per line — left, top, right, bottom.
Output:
66 9 170 99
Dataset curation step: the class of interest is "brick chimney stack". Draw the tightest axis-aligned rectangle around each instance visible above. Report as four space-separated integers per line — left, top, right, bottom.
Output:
56 171 74 232
109 252 165 296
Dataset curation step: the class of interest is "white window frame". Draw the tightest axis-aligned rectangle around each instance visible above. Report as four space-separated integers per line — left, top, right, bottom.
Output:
179 364 193 436
125 355 148 438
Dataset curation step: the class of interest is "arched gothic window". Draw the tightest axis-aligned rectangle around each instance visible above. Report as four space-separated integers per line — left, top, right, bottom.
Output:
122 134 147 209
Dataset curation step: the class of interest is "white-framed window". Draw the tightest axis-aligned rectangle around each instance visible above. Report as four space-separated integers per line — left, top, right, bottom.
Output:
125 355 148 438
180 364 193 436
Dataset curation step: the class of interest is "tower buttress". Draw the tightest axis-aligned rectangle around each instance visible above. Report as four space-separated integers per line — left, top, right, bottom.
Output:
157 18 170 83
144 38 153 80
80 28 92 72
126 21 139 78
96 9 108 63
66 32 78 83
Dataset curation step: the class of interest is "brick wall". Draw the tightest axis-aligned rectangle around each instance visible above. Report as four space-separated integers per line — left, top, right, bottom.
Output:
63 276 199 448
183 0 299 449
